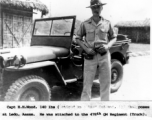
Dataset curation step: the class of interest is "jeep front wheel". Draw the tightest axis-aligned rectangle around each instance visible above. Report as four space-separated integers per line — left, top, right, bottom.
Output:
111 59 123 93
4 75 51 101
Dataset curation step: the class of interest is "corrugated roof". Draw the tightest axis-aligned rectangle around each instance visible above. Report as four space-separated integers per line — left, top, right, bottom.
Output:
115 18 150 27
0 0 49 15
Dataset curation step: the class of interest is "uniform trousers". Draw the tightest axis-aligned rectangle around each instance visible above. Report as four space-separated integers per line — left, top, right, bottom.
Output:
81 51 111 101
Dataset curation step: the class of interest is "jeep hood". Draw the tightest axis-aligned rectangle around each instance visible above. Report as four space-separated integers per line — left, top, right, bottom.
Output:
0 46 69 63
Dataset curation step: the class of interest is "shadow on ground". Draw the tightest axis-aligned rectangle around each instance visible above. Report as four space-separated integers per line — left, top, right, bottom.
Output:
51 82 100 101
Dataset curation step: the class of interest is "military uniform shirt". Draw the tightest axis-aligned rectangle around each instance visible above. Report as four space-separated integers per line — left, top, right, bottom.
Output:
76 16 117 48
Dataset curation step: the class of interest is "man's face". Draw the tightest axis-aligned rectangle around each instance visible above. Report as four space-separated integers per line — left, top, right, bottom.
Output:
91 5 103 16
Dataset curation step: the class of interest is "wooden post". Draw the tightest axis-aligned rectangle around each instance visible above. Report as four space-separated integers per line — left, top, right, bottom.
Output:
41 12 43 18
0 5 3 48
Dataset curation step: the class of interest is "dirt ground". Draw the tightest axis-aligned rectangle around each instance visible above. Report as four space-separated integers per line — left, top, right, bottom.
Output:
129 43 150 53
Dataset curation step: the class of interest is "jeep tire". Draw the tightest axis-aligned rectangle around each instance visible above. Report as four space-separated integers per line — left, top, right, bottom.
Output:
4 75 51 101
111 59 123 93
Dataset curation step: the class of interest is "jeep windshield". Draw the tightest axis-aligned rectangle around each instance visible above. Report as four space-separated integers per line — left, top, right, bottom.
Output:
33 17 74 36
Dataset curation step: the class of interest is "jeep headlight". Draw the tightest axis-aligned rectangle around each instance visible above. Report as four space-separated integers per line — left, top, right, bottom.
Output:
13 55 26 67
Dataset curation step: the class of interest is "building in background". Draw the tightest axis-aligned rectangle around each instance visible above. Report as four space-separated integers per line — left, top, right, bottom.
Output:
0 0 48 48
115 18 150 44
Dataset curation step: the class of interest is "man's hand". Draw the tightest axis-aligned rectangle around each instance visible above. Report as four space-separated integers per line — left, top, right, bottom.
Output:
95 44 109 54
103 44 109 50
98 44 109 51
85 48 96 55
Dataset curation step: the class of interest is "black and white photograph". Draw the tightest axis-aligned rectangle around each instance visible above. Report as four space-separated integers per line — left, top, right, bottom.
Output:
0 0 151 119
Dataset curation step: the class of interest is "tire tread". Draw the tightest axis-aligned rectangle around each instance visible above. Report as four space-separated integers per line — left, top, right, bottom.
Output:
4 75 51 101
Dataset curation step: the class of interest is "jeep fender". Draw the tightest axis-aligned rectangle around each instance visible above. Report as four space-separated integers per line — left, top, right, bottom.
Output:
5 61 66 86
111 52 126 65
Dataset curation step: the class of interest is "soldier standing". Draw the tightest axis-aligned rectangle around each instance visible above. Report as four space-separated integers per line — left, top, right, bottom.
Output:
76 0 117 101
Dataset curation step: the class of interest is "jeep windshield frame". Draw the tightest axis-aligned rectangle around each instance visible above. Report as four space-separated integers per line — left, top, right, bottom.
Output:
32 16 76 38
31 16 76 49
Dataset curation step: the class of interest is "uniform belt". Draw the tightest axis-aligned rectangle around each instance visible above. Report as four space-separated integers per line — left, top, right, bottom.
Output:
83 51 107 60
98 51 107 56
82 53 94 60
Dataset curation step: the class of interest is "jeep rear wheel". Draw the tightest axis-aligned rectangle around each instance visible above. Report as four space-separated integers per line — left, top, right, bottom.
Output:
111 59 123 93
4 75 51 101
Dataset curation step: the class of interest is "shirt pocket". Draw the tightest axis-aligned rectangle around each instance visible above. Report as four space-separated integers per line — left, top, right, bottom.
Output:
86 29 95 42
98 28 108 40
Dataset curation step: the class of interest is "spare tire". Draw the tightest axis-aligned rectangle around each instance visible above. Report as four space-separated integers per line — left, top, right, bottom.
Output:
4 75 51 101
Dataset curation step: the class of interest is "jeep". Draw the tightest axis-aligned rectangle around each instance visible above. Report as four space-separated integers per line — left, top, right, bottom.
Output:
0 16 130 101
